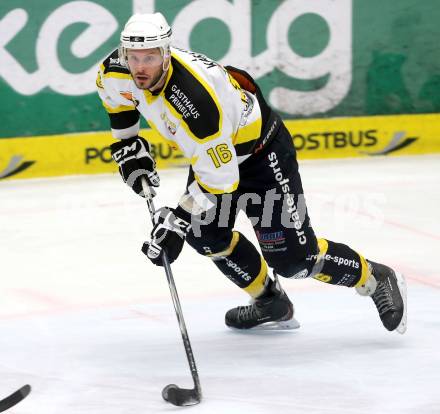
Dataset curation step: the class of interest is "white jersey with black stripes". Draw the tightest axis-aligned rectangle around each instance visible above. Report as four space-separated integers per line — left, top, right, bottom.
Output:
97 47 263 202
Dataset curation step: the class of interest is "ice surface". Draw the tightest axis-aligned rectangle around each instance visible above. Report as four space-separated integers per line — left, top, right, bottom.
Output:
1 155 439 413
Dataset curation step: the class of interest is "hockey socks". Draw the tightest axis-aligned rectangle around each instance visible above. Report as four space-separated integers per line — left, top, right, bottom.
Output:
207 231 269 298
310 239 407 333
308 238 370 288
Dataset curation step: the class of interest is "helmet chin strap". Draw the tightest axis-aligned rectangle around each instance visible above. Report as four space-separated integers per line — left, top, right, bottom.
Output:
148 55 170 92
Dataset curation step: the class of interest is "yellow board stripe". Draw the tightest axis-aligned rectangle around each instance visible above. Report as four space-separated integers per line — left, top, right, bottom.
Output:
0 128 188 180
284 113 440 159
2 113 440 181
243 257 269 298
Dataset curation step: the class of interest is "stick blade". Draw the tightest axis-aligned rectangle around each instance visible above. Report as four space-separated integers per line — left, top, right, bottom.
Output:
162 384 201 406
0 384 31 412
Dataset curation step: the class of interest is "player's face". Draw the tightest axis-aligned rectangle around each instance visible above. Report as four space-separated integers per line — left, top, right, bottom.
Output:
126 48 165 90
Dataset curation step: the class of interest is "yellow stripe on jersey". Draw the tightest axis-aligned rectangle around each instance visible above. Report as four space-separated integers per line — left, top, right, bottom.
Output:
102 101 136 114
103 71 132 80
233 117 262 145
194 173 239 194
190 155 199 165
243 257 269 298
169 53 223 143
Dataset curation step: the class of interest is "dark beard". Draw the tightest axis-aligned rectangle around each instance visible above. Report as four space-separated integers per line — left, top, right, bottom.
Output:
132 70 164 90
147 70 166 92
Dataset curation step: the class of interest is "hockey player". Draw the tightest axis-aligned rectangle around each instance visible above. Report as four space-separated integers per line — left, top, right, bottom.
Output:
96 13 407 333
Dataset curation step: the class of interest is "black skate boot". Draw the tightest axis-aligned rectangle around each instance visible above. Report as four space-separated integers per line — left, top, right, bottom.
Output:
225 276 299 330
356 260 407 334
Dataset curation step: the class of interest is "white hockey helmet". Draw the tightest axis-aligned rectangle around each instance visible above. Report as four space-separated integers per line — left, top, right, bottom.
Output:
119 13 172 66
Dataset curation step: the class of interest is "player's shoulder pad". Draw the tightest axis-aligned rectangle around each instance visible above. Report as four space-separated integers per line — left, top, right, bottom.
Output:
101 49 130 75
164 56 220 140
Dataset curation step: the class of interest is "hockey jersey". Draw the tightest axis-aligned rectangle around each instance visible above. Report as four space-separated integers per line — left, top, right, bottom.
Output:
97 47 279 203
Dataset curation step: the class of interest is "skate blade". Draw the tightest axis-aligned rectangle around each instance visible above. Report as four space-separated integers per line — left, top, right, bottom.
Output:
395 272 407 334
251 317 301 331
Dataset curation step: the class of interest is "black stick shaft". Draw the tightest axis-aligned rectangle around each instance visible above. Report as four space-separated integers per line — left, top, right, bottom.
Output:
0 385 31 412
141 179 202 397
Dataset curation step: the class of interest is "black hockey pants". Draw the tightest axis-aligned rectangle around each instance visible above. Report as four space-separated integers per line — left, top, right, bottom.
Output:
185 122 370 297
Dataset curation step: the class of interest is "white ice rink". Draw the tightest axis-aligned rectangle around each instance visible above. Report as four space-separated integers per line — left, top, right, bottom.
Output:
1 155 439 414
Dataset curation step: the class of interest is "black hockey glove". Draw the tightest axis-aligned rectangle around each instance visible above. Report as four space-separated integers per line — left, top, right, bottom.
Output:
142 207 191 266
110 136 159 196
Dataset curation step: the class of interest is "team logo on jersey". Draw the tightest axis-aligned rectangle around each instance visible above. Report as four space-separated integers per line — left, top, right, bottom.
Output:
160 112 177 135
109 57 123 67
239 91 254 127
120 91 139 107
0 155 35 179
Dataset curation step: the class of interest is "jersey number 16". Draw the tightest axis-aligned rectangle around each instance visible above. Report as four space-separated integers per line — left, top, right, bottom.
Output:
207 144 233 168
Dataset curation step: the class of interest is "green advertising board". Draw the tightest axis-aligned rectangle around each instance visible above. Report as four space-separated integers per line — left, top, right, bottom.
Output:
0 0 439 138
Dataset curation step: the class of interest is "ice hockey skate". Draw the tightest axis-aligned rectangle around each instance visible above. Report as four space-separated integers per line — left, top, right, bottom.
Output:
356 261 407 334
225 276 300 330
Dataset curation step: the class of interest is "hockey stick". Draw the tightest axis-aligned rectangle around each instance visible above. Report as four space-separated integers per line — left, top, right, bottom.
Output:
141 178 202 406
0 384 31 412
